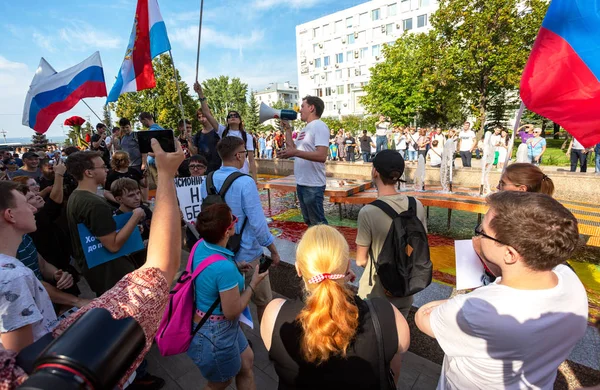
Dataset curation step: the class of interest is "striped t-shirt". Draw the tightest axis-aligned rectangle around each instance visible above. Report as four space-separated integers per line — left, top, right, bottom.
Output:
17 235 42 281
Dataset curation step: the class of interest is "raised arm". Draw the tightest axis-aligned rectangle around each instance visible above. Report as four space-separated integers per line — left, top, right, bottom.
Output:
140 138 184 284
49 159 66 204
194 82 219 131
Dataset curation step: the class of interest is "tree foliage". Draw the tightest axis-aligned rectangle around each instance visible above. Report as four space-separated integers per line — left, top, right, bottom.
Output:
110 54 198 131
245 91 261 135
31 133 49 151
201 76 248 125
322 115 379 136
102 104 113 129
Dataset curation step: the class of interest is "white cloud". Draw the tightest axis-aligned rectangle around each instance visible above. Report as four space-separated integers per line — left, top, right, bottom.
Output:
33 31 56 52
58 24 122 51
253 0 322 10
170 25 265 54
0 56 27 72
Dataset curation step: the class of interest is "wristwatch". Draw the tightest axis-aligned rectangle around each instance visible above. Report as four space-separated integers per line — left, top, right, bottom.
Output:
199 97 207 102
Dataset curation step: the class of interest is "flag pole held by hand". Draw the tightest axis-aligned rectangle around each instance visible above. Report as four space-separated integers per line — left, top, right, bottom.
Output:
195 0 205 83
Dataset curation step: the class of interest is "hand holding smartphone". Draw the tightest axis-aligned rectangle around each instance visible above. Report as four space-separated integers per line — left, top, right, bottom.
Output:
259 255 273 274
136 130 176 154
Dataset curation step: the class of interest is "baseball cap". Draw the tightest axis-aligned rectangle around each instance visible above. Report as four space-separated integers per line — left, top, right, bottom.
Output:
372 150 405 181
23 151 40 159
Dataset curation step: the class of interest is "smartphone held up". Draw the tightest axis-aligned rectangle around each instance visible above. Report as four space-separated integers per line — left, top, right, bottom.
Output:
136 130 176 154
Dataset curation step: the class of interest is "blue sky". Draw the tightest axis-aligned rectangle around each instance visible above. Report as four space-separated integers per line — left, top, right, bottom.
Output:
0 0 366 139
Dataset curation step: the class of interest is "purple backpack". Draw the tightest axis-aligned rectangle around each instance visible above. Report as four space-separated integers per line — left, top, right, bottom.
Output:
155 239 226 356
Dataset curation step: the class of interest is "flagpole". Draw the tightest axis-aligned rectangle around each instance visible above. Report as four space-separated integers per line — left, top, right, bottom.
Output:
195 0 205 83
81 99 104 125
168 50 188 128
502 101 525 173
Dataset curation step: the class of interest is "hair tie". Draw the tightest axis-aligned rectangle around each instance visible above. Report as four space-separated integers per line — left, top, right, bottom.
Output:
542 174 549 181
307 273 346 284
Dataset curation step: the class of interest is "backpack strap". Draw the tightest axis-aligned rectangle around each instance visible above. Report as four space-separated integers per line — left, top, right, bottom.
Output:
206 171 217 196
370 199 399 219
218 171 247 198
366 299 390 390
407 196 417 213
190 253 228 279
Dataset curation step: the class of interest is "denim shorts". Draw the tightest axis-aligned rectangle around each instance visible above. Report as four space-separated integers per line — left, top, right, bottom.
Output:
187 318 249 383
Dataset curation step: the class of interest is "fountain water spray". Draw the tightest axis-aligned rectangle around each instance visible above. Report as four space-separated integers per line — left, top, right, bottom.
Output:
414 154 426 191
440 137 456 192
479 132 495 195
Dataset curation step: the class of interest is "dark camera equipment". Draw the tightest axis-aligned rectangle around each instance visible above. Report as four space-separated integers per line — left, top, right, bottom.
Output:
259 255 273 274
17 308 144 390
136 129 176 154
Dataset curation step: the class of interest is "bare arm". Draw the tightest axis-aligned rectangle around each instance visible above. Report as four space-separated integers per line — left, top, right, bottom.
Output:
220 265 269 320
49 160 66 204
355 245 369 268
97 209 145 253
194 82 220 131
141 153 147 170
415 299 448 338
41 281 90 308
260 298 287 350
1 324 33 353
140 138 185 284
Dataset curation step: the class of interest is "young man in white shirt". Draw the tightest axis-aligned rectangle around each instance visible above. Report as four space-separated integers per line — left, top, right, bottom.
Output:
375 115 391 154
457 122 477 168
0 181 57 352
279 96 329 226
415 191 588 390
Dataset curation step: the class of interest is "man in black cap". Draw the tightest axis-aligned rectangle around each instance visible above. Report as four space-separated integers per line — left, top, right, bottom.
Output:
13 151 42 180
354 149 427 317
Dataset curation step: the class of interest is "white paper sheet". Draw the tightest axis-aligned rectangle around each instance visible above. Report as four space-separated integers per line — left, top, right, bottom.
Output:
455 239 485 290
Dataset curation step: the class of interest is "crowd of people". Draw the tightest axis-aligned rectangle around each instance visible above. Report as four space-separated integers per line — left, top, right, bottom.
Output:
0 90 596 390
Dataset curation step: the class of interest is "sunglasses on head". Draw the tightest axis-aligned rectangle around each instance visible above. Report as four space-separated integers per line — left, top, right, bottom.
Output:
227 113 240 119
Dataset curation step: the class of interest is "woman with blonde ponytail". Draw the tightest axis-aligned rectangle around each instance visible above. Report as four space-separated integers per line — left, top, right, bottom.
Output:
260 225 410 389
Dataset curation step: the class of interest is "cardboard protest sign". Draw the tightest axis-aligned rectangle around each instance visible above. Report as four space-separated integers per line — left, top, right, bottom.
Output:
78 212 144 269
175 176 204 224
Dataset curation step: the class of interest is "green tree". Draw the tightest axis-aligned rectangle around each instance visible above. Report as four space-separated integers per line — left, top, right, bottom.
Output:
110 54 198 132
102 104 113 129
201 76 248 125
430 0 548 134
245 91 260 135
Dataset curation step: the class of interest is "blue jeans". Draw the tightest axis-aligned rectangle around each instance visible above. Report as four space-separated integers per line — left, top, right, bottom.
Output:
362 152 370 162
187 318 249 383
407 150 417 161
296 185 327 226
376 136 388 153
266 149 272 159
570 149 587 172
596 152 600 174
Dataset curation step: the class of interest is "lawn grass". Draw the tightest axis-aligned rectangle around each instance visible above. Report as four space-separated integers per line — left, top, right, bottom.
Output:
512 138 573 167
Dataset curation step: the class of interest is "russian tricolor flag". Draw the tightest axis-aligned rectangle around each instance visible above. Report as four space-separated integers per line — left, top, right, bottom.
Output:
107 0 171 103
520 0 600 147
22 52 107 134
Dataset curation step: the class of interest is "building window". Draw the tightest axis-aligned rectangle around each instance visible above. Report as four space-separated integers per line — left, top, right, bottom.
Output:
371 8 380 21
335 69 342 80
334 20 343 33
403 18 413 31
359 65 367 76
360 47 368 58
400 0 410 12
346 50 353 61
388 3 397 16
315 58 322 68
336 53 344 63
347 83 352 93
337 85 345 94
346 16 353 28
372 27 381 39
417 14 427 27
347 33 355 44
348 67 354 78
323 24 330 35
372 44 381 57
324 56 330 66
419 0 430 7
325 87 332 96
386 23 394 36
326 102 333 110
313 43 319 53
359 12 368 25
316 88 323 97
313 27 320 38
357 30 366 42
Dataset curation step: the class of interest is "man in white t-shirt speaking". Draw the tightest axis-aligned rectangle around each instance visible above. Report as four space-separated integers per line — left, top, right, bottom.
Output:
457 121 477 167
279 96 329 226
415 191 588 390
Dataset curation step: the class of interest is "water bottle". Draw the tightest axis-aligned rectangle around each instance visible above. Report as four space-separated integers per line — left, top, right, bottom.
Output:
149 197 156 211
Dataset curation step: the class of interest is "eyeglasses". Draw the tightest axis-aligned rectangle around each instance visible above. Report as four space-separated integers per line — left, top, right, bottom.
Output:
227 215 239 230
189 164 206 170
236 150 248 157
90 165 107 170
474 224 506 246
227 113 240 119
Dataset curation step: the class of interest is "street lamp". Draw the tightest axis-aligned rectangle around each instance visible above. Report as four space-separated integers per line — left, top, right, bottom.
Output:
0 129 7 144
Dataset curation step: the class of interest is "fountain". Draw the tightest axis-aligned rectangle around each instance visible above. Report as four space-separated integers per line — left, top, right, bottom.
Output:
414 154 426 191
479 132 495 195
398 170 407 191
440 138 456 192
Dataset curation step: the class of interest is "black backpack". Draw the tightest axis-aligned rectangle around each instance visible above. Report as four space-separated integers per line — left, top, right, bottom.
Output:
368 197 432 297
203 171 248 253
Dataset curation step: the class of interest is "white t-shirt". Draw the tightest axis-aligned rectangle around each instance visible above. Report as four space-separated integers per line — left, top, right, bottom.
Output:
218 125 254 175
427 148 443 166
431 264 588 390
572 138 585 150
490 133 502 151
294 119 330 186
0 254 57 345
458 130 477 152
375 122 390 136
395 134 407 150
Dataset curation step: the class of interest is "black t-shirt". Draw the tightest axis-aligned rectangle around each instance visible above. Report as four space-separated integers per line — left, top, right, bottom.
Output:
91 133 111 166
105 168 144 193
193 130 222 174
359 136 372 152
345 136 356 153
269 296 398 390
29 198 72 271
178 137 191 177
39 174 78 200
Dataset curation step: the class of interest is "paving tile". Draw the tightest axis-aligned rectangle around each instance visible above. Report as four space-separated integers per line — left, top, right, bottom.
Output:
402 351 442 379
397 365 420 389
148 345 199 381
245 329 272 371
412 372 440 390
144 351 183 390
175 369 208 390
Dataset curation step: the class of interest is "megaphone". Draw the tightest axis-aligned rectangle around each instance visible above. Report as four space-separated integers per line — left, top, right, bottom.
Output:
259 102 298 124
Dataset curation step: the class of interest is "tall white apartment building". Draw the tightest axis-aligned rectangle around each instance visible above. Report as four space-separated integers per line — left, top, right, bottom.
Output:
296 0 438 118
254 82 300 109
